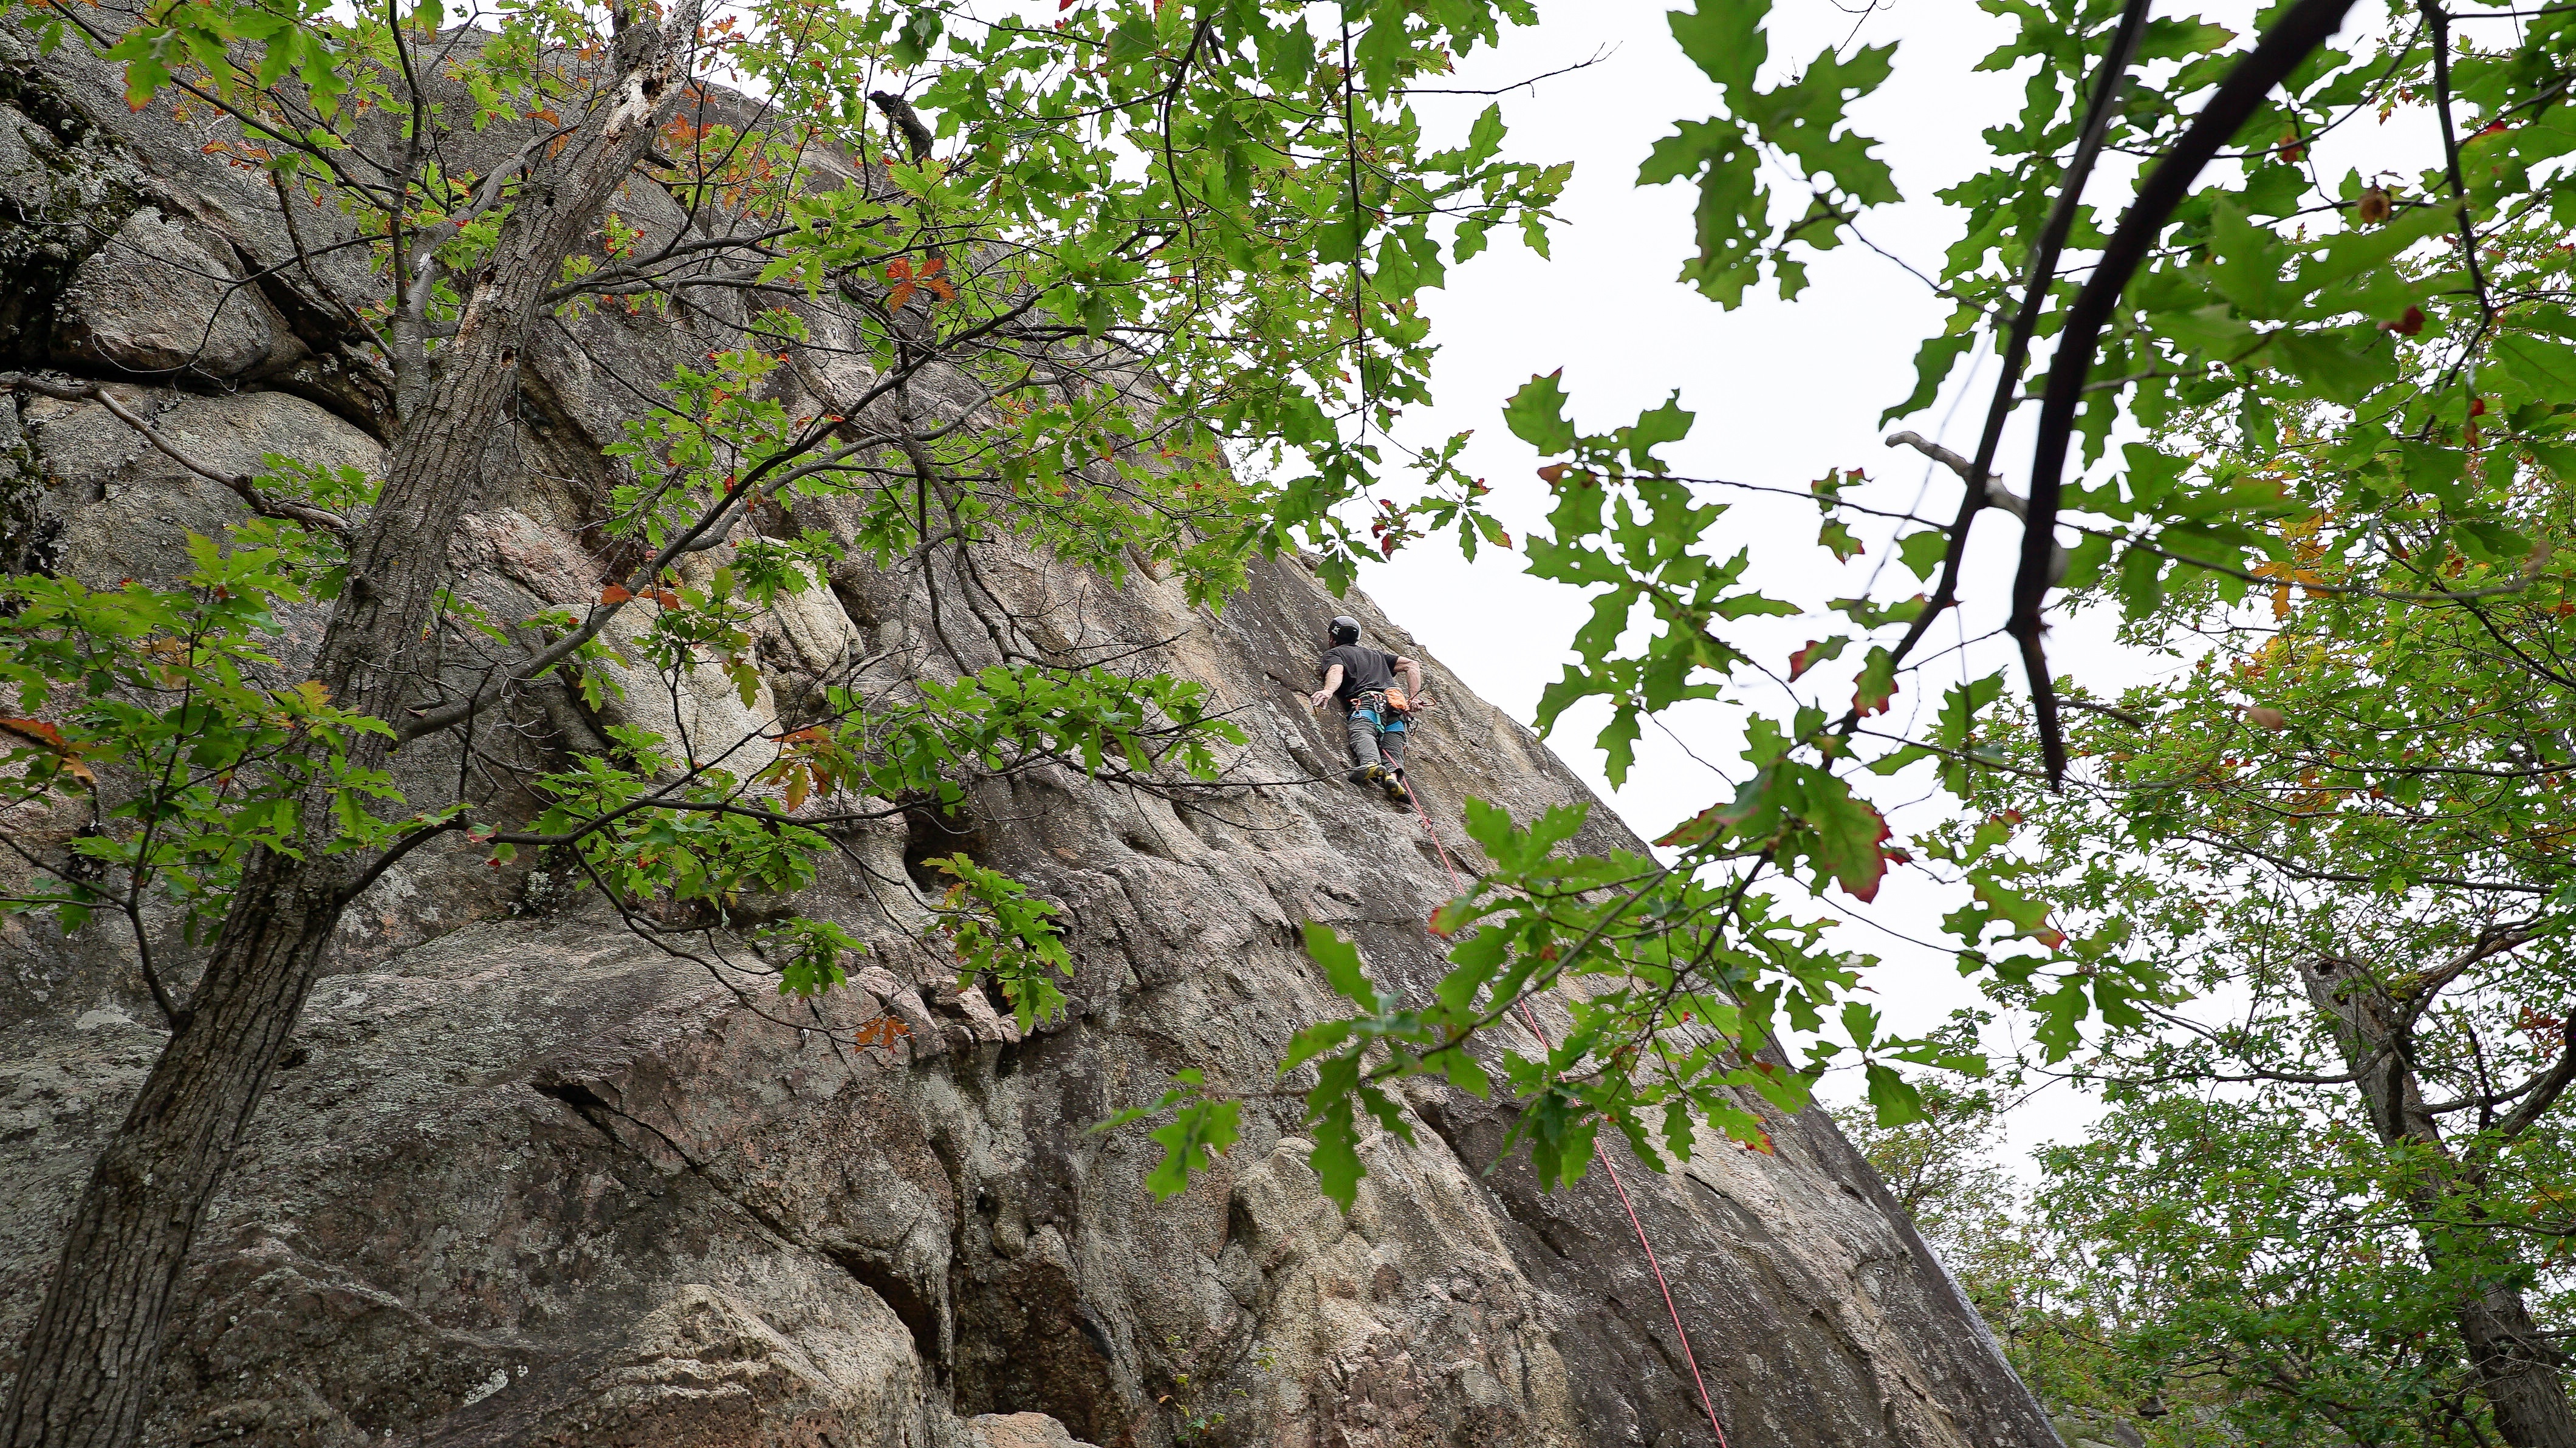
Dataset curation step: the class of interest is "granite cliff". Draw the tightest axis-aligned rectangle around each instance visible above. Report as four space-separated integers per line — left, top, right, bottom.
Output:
0 30 2064 1448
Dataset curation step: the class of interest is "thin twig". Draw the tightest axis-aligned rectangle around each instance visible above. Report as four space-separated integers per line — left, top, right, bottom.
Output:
0 374 349 534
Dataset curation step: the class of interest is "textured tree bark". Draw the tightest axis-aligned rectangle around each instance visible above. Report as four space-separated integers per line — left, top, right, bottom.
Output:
0 15 695 1445
2298 957 2576 1448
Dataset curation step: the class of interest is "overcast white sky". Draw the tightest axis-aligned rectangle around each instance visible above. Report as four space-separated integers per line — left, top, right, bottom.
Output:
1342 0 2447 1163
1328 0 2106 1149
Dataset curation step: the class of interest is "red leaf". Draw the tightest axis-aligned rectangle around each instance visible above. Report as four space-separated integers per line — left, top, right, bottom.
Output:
0 717 70 750
1829 803 1895 904
887 282 914 311
1787 639 1838 681
2380 305 2425 336
0 718 92 781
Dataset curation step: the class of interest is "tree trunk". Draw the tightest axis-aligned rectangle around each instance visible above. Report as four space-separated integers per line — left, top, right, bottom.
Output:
0 17 693 1445
2298 956 2576 1448
2460 1285 2576 1448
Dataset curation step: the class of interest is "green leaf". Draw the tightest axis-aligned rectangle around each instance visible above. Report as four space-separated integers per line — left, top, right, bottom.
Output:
1897 529 1949 581
1504 371 1577 454
1800 770 1893 901
1309 1095 1364 1209
1864 1062 1923 1124
2491 333 2576 405
2265 328 2398 406
890 9 942 67
1625 392 1695 468
1301 922 1379 1012
1882 330 1973 426
1851 645 1897 718
1668 0 1770 94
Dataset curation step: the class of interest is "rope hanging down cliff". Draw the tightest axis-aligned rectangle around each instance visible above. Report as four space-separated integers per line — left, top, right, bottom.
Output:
1402 777 1735 1448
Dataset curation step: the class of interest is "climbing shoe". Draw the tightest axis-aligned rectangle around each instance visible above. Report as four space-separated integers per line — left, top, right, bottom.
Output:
1380 771 1411 805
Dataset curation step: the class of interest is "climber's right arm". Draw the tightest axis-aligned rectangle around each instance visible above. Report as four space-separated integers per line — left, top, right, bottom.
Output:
1309 664 1344 711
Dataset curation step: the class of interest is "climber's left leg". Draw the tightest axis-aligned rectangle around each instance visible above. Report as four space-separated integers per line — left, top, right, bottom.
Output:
1375 719 1410 803
1344 703 1388 784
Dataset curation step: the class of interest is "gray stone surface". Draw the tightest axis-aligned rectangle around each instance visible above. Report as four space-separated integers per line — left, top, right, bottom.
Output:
969 1412 1099 1448
52 205 286 377
0 30 2065 1448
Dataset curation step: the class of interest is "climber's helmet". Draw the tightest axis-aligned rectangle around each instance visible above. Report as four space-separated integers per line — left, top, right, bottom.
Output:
1329 615 1362 648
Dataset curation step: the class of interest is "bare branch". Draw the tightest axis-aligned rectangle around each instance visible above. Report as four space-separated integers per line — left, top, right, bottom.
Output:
1882 429 2066 581
2486 1025 2576 1146
0 374 349 536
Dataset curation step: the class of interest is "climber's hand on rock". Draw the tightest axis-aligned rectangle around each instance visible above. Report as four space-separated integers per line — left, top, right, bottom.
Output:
1308 689 1334 711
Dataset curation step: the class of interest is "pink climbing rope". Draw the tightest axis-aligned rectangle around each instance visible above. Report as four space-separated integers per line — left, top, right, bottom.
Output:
1401 776 1734 1448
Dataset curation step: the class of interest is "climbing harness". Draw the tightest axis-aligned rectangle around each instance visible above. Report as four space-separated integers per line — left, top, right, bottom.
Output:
1351 688 1410 730
1348 689 1411 803
1403 777 1735 1448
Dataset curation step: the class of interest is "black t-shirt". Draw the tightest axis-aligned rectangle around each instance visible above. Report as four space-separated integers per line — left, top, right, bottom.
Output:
1320 644 1400 705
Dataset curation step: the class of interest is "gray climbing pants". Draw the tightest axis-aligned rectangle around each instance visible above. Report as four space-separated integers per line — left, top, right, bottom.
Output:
1343 694 1407 783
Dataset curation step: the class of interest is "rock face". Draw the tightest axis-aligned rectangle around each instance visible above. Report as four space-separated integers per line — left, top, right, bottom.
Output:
0 30 2063 1448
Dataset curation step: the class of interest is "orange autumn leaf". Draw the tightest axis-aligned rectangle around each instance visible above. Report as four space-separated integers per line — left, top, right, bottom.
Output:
0 717 71 751
0 717 94 782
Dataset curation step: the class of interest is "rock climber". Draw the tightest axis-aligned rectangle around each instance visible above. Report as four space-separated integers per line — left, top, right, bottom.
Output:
1308 614 1425 805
